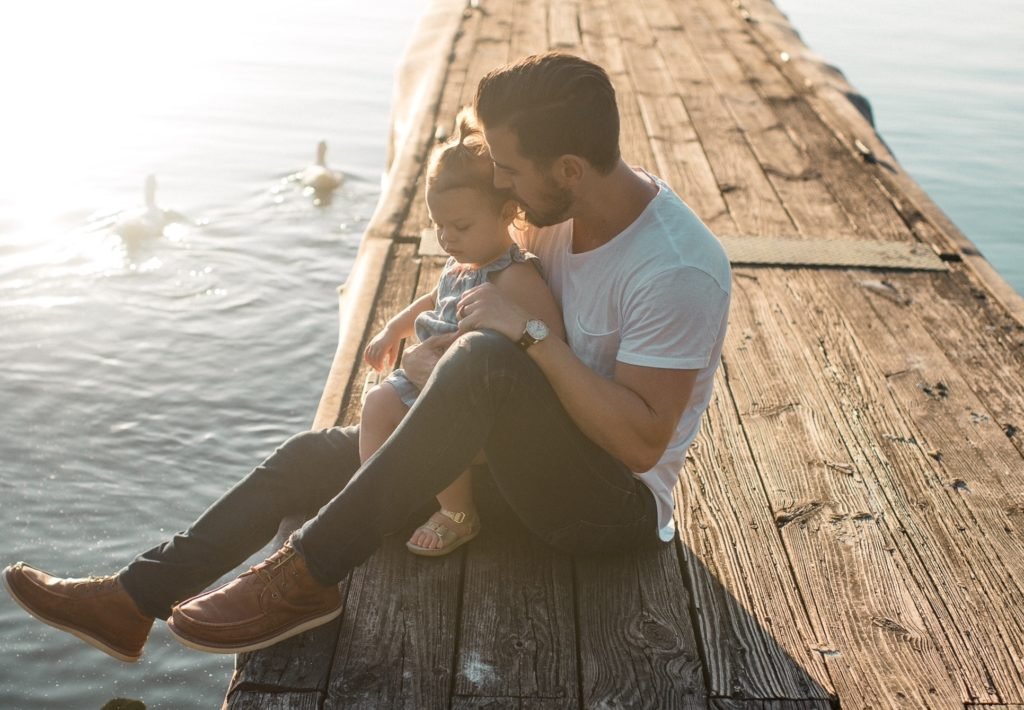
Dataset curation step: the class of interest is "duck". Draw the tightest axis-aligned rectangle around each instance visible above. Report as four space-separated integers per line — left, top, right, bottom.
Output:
114 175 186 240
300 140 343 192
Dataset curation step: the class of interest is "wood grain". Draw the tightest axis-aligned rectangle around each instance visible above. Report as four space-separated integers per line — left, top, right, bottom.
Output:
224 690 322 710
235 0 1024 707
575 543 707 708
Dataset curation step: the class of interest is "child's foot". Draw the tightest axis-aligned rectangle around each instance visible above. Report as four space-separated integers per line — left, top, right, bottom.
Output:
406 509 480 557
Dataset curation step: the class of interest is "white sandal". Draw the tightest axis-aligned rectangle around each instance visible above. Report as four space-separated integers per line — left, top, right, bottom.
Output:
406 509 481 557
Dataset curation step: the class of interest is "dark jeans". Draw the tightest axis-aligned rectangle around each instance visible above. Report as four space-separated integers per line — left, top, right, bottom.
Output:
120 331 659 619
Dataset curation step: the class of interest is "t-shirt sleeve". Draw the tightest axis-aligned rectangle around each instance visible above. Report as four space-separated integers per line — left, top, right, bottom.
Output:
617 267 730 370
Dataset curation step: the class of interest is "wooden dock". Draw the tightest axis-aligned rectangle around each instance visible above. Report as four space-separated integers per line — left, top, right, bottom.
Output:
224 0 1024 707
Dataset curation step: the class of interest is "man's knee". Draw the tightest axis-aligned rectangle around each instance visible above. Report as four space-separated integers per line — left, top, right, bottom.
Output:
269 428 359 476
447 329 522 369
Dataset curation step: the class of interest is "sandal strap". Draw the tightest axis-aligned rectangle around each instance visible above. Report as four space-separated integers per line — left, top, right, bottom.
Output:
418 510 479 546
423 520 458 544
440 509 469 524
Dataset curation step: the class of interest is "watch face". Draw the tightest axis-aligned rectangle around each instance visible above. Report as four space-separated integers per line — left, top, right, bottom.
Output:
525 319 549 340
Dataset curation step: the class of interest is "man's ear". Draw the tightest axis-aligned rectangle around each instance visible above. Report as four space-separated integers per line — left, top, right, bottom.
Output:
554 155 586 187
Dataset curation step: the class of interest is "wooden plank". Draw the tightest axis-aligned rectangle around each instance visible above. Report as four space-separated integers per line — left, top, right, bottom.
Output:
647 0 857 239
326 535 463 709
577 0 625 76
734 267 1024 704
456 523 577 702
796 270 1024 702
908 270 1024 458
459 0 515 108
324 252 459 708
579 0 657 171
511 0 548 58
224 690 321 710
711 700 833 710
663 1 1024 696
226 614 344 697
338 242 423 425
548 0 581 50
679 375 833 700
636 92 737 233
451 698 576 709
629 0 796 239
413 256 447 300
697 0 912 243
582 0 732 233
724 270 964 708
574 543 707 709
737 0 1024 322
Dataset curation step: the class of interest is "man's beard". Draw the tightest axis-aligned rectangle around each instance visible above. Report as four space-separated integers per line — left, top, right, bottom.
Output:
518 181 573 228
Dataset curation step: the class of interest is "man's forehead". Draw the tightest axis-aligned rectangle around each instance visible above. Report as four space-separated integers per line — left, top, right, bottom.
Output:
482 125 519 164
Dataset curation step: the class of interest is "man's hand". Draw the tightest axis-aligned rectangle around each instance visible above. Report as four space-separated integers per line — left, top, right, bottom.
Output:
402 332 459 388
456 283 527 341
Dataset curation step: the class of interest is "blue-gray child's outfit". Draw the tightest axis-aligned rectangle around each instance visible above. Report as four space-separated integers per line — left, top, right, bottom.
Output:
384 243 538 406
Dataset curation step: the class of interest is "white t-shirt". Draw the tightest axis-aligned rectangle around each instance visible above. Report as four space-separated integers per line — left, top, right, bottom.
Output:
516 172 731 542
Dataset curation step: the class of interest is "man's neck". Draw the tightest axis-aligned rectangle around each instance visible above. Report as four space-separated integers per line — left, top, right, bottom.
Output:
570 161 658 253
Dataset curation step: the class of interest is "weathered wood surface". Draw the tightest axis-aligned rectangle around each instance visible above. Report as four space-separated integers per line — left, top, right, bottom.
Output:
226 690 322 710
226 0 1024 707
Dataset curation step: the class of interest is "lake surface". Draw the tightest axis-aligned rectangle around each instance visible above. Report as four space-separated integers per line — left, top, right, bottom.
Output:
0 2 420 707
0 1 1020 708
774 0 1023 294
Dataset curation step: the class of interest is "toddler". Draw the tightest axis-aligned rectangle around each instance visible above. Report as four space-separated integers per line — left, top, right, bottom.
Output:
360 110 564 556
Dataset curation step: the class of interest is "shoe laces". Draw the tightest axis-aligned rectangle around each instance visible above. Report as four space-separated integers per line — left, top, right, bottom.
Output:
248 545 297 590
71 575 117 592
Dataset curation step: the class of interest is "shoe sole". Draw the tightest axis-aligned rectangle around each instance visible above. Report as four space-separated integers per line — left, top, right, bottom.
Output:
166 605 343 655
2 566 141 663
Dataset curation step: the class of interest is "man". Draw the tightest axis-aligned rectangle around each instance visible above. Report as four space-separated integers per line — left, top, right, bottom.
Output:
4 52 730 659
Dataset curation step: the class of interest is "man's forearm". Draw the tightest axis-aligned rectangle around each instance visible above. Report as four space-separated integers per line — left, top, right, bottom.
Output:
525 338 677 472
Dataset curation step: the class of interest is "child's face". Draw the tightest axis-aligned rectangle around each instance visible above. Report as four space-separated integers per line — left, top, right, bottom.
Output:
426 187 512 266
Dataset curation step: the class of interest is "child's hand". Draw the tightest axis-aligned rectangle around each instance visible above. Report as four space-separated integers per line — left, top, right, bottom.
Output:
364 328 401 372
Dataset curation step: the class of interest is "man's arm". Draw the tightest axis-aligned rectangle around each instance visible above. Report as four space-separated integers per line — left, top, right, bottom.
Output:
529 339 696 472
455 282 697 472
400 332 459 389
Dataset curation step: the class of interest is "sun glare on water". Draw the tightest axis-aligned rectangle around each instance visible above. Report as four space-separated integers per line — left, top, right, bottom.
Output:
0 2 271 275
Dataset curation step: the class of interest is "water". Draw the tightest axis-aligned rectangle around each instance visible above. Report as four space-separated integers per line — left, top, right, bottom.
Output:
0 2 420 707
773 0 1024 294
1 2 1020 708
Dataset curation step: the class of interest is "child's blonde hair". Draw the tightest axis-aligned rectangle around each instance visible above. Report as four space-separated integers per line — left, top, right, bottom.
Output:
427 108 513 211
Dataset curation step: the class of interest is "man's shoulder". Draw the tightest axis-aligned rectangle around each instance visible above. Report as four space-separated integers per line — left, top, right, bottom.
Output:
628 184 731 292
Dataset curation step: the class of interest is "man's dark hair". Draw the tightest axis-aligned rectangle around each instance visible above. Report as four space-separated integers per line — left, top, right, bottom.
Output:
474 52 621 174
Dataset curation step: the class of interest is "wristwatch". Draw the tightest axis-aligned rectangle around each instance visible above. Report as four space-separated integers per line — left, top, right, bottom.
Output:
517 319 550 350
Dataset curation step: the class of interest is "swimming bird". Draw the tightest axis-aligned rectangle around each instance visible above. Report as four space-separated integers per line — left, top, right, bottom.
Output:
300 140 343 192
114 175 187 240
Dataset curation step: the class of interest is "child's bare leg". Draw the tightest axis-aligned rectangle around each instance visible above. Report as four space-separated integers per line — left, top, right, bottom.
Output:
359 384 409 463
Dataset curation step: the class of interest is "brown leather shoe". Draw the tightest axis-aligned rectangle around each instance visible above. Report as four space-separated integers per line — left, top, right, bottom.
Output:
166 540 341 654
3 563 154 663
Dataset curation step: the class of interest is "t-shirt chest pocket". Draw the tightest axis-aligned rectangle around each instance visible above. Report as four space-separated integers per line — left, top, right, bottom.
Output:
569 310 620 379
